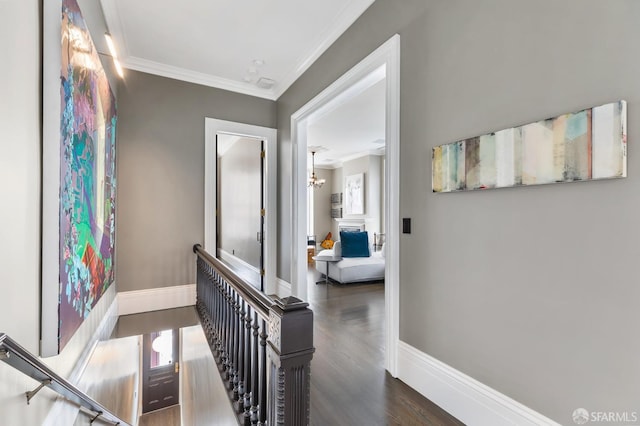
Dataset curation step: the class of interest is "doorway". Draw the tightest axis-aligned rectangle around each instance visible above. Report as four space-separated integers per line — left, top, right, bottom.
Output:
204 118 277 295
291 35 400 376
216 135 265 290
142 329 179 414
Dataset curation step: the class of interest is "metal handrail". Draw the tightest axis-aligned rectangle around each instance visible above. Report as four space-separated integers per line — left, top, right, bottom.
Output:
193 243 273 319
0 333 130 426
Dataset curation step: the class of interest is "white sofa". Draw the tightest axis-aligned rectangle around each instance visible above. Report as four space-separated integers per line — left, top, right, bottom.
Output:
315 241 385 284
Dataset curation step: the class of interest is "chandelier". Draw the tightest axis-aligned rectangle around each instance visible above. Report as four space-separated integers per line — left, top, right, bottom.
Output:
308 151 326 189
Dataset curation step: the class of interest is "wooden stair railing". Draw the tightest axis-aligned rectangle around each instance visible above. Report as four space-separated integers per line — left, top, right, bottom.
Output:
193 244 314 426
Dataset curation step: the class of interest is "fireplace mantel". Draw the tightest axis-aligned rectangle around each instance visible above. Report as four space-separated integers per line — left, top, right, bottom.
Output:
334 217 369 232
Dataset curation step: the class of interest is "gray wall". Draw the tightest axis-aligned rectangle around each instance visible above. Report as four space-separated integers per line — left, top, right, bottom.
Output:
116 70 276 291
312 168 333 241
0 0 41 361
341 155 369 218
276 0 640 423
0 1 45 420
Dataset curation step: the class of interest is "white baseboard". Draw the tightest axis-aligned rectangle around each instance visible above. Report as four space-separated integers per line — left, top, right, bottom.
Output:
397 341 560 426
117 284 196 316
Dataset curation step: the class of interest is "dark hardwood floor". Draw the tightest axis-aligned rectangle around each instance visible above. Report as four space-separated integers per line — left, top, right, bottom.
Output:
307 266 464 426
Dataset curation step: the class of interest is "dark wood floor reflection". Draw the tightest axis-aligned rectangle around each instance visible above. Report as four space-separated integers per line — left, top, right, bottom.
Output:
307 267 464 426
138 405 181 426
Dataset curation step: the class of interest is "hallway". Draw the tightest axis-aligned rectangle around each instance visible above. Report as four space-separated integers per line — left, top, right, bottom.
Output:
75 272 462 425
307 268 463 425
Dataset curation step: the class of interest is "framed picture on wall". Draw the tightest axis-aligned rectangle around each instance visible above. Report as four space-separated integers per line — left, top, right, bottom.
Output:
344 173 364 215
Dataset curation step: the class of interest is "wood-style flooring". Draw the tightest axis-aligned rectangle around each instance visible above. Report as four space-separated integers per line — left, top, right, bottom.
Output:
307 267 464 426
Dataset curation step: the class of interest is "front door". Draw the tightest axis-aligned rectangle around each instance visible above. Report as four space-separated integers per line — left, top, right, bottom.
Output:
142 329 180 413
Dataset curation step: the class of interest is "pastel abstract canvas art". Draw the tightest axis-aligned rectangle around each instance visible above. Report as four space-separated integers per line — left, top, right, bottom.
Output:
432 101 626 193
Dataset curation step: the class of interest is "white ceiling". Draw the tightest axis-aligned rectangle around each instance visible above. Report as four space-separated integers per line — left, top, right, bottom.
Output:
100 0 375 100
308 78 385 168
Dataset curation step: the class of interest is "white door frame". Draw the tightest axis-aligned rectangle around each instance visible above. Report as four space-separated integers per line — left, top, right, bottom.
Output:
204 118 278 295
290 34 401 376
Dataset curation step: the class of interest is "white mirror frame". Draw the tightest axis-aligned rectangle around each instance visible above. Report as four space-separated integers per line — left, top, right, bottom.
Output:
204 118 277 295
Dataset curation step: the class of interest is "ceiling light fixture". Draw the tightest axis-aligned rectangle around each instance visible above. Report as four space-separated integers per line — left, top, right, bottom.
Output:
256 77 275 89
104 33 118 58
308 151 326 189
113 58 124 78
104 33 124 78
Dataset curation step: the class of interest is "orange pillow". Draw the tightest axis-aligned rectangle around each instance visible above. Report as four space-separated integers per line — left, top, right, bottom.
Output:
320 232 334 249
321 239 334 249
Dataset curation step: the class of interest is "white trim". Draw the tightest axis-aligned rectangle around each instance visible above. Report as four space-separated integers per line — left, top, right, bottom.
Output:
41 0 63 358
290 34 401 376
276 278 292 298
204 118 278 295
384 35 401 377
43 294 119 426
397 342 561 426
123 56 278 100
117 284 197 316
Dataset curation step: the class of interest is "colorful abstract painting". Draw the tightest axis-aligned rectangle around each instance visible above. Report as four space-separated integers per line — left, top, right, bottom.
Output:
432 101 626 193
58 0 117 351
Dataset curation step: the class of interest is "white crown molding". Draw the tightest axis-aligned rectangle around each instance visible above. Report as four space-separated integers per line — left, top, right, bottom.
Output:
273 0 375 99
397 341 561 426
340 149 385 164
123 56 278 100
316 148 385 169
315 164 339 170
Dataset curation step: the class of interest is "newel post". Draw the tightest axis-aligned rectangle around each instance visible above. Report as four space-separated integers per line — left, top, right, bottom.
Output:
267 296 314 426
